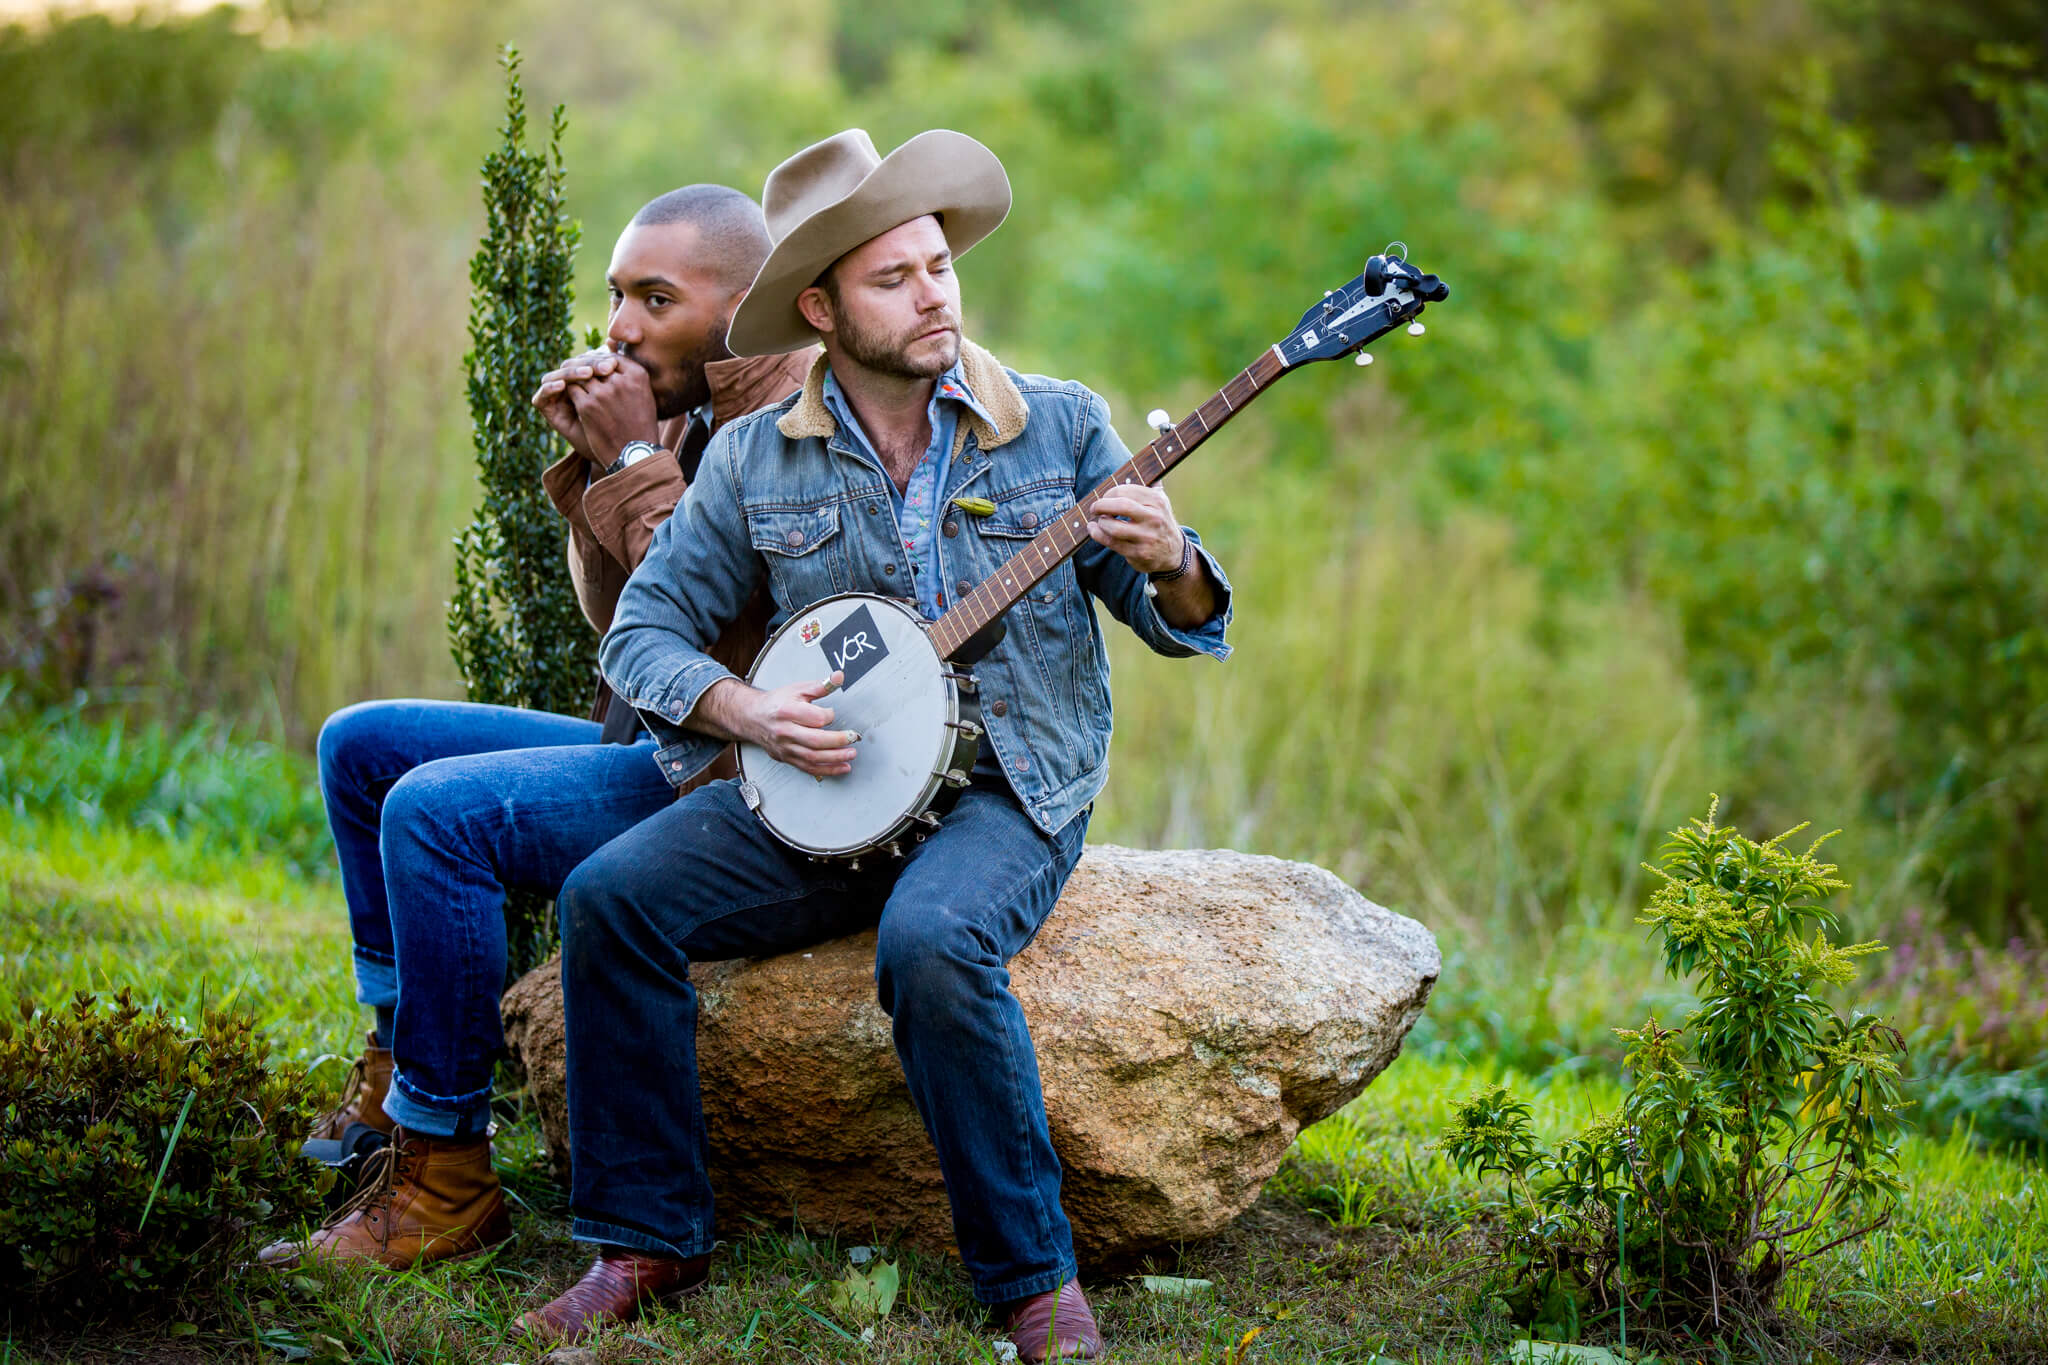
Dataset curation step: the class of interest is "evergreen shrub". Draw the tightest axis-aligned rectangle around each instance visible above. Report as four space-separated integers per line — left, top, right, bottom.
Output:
446 49 586 972
447 46 586 722
0 992 324 1309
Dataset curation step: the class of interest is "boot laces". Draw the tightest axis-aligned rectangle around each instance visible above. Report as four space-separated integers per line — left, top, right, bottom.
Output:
316 1053 369 1135
325 1130 420 1247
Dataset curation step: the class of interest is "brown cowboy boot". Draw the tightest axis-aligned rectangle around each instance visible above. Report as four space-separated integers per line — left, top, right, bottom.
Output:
510 1249 710 1344
257 1127 510 1271
310 1031 396 1140
1002 1280 1105 1362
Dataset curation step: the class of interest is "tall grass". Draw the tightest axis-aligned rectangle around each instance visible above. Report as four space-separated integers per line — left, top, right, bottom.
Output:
1099 447 1713 942
0 155 473 746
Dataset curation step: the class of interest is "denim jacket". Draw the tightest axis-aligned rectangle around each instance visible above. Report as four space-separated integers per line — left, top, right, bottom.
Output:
599 340 1234 836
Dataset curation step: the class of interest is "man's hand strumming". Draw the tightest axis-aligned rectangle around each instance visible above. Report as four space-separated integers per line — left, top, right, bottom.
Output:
695 673 858 778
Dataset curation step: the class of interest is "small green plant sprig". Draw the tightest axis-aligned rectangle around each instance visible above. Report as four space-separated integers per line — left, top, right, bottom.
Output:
0 991 325 1312
1441 798 1908 1341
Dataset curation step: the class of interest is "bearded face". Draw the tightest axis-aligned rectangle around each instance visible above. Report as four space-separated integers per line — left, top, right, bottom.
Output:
808 216 963 383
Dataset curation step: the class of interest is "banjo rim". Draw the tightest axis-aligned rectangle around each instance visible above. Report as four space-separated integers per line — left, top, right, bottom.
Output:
738 593 973 858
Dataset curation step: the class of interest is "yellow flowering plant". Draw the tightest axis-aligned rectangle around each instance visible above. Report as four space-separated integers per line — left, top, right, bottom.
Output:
1441 799 1907 1342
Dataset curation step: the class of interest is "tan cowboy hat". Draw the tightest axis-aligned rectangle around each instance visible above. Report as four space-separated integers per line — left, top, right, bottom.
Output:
726 128 1011 356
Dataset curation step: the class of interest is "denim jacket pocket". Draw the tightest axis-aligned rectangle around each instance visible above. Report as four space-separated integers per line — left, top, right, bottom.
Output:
976 484 1078 543
748 504 845 611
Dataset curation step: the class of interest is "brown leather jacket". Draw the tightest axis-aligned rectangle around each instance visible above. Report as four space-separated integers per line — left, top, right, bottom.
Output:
541 348 816 774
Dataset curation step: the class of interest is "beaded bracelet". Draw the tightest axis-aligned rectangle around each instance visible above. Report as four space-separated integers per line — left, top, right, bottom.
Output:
1148 537 1195 584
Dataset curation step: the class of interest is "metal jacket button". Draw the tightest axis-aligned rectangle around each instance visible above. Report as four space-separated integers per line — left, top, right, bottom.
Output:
943 520 959 537
1019 511 1039 530
883 563 897 575
990 699 1008 717
785 529 804 547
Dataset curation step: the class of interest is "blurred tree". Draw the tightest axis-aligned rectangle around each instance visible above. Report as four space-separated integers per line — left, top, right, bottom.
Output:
0 10 256 185
1824 0 2048 199
1571 0 2048 223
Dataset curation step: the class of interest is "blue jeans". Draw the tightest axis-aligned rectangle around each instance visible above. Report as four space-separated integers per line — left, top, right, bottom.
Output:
557 776 1089 1305
316 700 675 1138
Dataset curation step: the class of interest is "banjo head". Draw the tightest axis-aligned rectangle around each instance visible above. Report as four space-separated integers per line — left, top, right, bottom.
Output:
740 594 956 856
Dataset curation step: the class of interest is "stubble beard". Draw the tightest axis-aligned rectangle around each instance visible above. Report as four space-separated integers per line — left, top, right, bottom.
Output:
646 313 733 421
834 306 960 382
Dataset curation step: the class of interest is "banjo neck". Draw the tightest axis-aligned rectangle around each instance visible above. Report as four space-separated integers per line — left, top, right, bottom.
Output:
925 347 1287 662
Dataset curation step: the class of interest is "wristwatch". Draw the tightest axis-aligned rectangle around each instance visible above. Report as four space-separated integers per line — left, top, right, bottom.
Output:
601 440 663 477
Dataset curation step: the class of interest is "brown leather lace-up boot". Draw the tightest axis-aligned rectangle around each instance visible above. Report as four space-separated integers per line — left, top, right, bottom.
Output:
258 1127 510 1271
311 1031 396 1140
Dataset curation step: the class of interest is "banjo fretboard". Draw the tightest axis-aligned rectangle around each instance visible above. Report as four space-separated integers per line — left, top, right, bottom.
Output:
925 347 1288 661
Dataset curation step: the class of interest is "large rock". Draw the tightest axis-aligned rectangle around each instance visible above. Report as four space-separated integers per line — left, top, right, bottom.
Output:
501 845 1438 1263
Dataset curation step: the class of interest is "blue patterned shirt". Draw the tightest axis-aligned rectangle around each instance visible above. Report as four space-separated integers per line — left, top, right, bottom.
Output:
822 361 996 621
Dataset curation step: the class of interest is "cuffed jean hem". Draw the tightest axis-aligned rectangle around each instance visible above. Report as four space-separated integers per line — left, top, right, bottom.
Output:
352 947 398 1008
385 1069 492 1140
570 1217 713 1261
974 1258 1079 1307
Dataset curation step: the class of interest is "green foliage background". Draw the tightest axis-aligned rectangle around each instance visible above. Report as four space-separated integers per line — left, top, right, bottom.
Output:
1 0 2044 955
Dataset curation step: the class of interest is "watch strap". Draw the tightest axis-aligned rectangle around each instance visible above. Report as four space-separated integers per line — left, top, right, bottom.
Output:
602 440 664 477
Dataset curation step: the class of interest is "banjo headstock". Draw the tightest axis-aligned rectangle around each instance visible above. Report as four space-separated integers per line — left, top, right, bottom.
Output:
1275 247 1449 370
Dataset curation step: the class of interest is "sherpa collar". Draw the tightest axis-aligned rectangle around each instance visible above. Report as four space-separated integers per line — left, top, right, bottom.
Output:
776 339 1028 455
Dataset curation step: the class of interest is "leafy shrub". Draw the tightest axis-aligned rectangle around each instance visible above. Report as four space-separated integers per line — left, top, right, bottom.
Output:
1441 800 1908 1341
446 50 586 974
0 992 325 1309
446 47 587 723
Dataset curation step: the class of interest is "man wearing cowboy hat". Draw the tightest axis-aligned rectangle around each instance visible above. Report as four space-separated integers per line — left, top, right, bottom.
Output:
517 130 1233 1359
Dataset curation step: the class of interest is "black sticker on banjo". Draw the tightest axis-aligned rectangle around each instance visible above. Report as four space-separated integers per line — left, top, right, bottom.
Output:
820 604 890 689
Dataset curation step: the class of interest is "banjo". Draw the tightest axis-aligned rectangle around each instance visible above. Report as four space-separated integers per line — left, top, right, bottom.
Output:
737 250 1450 860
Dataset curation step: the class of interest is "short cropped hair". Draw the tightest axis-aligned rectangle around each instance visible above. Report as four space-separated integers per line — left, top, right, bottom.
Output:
631 185 772 291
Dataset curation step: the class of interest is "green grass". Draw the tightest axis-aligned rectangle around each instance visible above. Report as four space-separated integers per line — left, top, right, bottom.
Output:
3 803 2043 1363
0 810 356 1075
